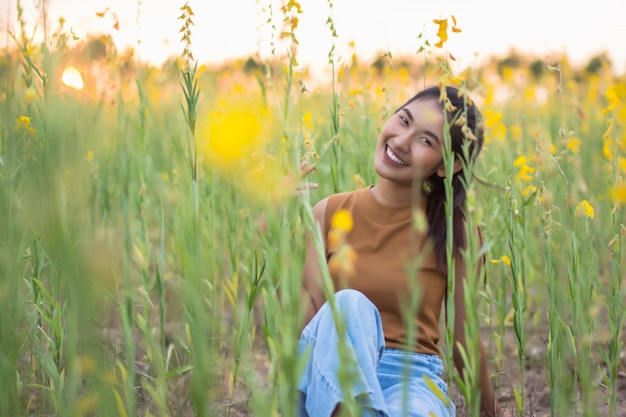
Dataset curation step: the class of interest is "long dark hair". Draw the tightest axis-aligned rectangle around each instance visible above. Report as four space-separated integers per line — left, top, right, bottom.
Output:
400 85 484 267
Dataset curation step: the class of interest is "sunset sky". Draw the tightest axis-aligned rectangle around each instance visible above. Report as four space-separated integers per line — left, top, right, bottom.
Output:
2 0 626 75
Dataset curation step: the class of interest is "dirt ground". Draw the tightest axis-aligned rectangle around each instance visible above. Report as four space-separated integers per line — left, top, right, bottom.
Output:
448 325 626 417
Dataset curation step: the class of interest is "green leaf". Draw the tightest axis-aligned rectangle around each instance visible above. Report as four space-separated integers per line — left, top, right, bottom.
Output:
423 374 450 407
547 64 560 72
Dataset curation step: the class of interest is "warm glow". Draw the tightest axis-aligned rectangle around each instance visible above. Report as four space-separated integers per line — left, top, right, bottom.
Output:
61 66 84 90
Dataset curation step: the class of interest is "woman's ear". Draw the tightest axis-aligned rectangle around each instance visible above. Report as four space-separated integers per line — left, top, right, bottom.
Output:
436 159 463 178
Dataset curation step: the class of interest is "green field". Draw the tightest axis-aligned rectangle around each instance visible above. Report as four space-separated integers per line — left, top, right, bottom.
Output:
1 3 625 416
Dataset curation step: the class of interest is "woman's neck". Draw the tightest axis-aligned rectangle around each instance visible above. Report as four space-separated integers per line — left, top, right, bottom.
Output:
371 179 427 208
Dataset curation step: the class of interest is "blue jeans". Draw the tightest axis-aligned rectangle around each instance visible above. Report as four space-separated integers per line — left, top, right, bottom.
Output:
297 289 455 417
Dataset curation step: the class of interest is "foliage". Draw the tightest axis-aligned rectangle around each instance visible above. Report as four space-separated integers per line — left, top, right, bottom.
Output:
1 3 625 417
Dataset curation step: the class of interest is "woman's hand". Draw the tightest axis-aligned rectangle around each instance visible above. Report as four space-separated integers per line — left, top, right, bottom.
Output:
291 161 319 195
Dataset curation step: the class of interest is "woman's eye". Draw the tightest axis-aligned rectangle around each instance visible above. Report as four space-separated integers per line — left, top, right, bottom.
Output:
420 137 431 146
399 115 408 125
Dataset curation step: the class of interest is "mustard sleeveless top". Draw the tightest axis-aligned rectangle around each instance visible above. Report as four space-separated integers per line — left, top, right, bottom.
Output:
324 186 447 356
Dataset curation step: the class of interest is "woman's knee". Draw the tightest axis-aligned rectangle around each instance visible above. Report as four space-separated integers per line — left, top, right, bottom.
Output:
332 290 382 337
333 289 375 313
311 289 381 339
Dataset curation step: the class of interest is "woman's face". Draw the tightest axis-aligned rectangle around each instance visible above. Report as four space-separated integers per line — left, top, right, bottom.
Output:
374 98 447 187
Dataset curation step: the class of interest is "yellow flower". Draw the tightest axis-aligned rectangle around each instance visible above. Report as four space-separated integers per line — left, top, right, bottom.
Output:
602 120 614 160
85 150 94 161
23 44 36 57
24 87 37 104
433 18 448 48
612 183 626 202
15 115 31 130
302 111 314 130
286 0 303 14
500 67 514 83
203 104 264 163
353 174 365 190
513 155 527 167
74 393 100 415
15 115 36 135
567 136 582 153
331 209 353 233
515 164 536 182
575 200 595 219
490 123 508 142
603 140 613 160
521 185 537 196
327 228 342 251
450 67 472 85
510 124 522 142
198 99 292 205
602 85 622 114
451 15 462 32
77 355 97 376
328 209 357 277
102 367 117 385
433 15 461 48
491 255 511 266
328 245 357 277
483 109 502 129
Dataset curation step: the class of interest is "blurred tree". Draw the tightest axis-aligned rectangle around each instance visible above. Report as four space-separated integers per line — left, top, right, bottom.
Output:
584 53 612 75
243 56 262 75
497 51 521 77
81 35 110 63
529 59 545 81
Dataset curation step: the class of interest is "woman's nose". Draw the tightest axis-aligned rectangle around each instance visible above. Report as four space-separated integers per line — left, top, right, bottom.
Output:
394 132 412 152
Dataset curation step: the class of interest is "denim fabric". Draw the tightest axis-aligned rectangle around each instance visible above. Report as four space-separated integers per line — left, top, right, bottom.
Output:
297 289 454 417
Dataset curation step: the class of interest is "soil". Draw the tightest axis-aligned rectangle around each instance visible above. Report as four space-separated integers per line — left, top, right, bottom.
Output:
451 325 626 417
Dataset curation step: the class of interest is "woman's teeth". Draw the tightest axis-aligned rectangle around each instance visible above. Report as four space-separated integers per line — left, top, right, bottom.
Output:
386 146 409 166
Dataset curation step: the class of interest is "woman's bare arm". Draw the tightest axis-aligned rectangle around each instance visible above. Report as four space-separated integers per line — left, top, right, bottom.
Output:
301 197 328 328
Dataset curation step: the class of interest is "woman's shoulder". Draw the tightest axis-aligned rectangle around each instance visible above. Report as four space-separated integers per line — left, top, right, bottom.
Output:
327 187 368 206
312 196 329 221
312 188 367 231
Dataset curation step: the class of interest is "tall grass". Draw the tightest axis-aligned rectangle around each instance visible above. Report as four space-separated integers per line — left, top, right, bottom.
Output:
0 2 625 417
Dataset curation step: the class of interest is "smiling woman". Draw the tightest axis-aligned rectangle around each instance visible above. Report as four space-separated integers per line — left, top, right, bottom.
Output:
297 85 501 417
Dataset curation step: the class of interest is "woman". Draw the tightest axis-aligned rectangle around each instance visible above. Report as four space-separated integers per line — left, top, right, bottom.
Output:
298 85 502 417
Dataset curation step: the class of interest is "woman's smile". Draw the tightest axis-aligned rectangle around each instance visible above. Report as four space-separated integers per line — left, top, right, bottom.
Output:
385 145 410 167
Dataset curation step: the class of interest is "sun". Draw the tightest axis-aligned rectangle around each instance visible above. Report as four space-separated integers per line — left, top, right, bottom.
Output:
61 66 84 90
